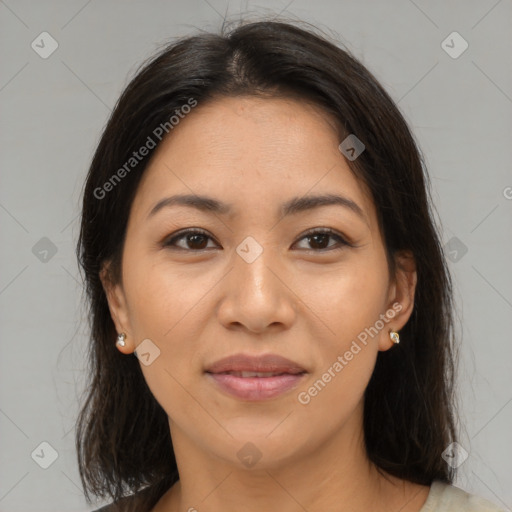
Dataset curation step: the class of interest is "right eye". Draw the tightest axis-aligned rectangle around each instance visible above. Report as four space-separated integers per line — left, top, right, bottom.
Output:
162 229 220 251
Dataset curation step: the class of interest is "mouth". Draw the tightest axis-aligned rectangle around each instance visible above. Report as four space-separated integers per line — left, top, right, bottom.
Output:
211 370 304 377
205 353 307 401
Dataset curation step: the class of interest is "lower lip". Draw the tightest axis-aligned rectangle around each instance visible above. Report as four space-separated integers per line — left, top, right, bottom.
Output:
206 372 306 401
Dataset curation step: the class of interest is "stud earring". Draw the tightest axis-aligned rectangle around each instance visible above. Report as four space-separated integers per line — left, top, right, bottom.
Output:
116 332 126 347
389 330 400 344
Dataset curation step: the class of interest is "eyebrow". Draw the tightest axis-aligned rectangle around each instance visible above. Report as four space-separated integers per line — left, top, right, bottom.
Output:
147 193 366 221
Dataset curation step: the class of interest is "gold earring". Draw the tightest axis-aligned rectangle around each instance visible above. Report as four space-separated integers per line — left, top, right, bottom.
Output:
116 332 126 347
389 331 400 344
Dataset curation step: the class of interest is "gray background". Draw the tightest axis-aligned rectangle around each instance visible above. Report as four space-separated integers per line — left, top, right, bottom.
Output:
1 1 511 511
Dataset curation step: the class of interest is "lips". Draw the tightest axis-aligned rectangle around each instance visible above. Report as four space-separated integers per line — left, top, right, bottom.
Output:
217 371 293 377
205 353 306 375
205 353 307 401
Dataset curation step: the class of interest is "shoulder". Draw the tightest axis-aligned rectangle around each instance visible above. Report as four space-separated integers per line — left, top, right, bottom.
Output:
420 480 506 512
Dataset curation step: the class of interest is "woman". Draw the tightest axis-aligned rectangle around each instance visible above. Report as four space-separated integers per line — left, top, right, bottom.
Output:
75 18 505 512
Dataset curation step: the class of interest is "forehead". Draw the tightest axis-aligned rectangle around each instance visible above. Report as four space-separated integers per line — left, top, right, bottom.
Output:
130 95 376 224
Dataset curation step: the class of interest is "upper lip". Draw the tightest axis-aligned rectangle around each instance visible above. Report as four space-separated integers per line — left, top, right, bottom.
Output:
205 353 307 375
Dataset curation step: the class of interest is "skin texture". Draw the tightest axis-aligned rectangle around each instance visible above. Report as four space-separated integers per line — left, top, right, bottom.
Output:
101 96 430 511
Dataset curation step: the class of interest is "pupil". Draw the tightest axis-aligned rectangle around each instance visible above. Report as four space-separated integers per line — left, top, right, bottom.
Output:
189 234 207 249
310 234 328 249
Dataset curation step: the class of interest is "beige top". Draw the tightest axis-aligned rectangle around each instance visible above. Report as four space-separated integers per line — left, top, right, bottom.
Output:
93 480 507 511
419 480 506 511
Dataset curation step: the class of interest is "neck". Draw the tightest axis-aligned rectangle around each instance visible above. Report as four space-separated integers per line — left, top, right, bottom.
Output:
154 400 427 512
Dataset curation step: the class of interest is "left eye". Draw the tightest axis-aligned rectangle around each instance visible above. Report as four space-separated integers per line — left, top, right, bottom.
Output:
293 229 350 251
163 228 350 252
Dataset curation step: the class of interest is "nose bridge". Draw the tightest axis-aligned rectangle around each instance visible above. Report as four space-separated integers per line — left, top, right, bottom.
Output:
233 234 279 301
216 232 295 331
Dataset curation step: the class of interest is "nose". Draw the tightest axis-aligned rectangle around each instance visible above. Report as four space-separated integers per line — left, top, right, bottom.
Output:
216 240 297 334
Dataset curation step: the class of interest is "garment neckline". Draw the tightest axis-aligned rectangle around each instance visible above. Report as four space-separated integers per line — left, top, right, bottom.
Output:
418 480 449 512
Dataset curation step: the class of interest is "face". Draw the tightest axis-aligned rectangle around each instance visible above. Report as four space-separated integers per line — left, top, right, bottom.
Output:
102 95 416 470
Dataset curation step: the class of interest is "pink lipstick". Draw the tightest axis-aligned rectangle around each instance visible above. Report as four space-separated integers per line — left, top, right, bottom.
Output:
205 353 307 401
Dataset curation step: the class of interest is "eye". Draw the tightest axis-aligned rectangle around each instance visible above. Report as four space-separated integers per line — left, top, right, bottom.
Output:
162 228 351 252
163 228 218 251
293 228 351 251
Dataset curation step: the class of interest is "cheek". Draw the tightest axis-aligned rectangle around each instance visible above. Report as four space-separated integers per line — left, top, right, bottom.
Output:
123 253 202 338
292 263 387 432
300 257 389 343
126 260 206 418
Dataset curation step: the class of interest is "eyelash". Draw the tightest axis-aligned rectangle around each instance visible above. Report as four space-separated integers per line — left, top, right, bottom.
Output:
162 227 352 252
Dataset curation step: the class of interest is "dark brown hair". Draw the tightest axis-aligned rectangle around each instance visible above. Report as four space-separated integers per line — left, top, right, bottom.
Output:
76 16 459 511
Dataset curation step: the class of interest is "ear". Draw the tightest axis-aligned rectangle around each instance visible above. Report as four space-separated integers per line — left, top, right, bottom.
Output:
99 260 133 353
378 250 417 351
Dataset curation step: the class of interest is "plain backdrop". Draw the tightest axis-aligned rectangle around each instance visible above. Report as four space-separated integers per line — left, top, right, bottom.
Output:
0 1 511 511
